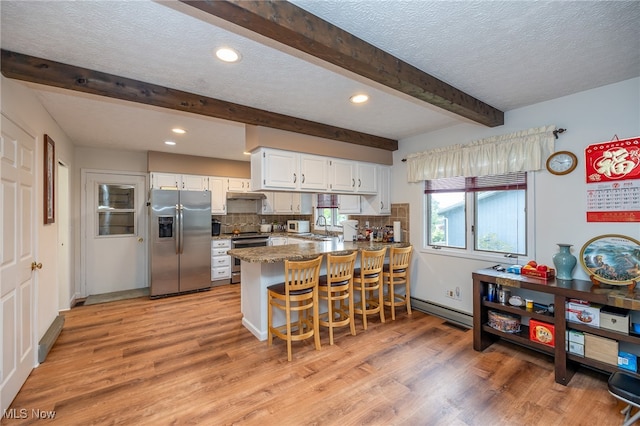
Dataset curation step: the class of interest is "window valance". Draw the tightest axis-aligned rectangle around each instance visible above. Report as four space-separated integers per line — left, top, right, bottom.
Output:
406 125 556 182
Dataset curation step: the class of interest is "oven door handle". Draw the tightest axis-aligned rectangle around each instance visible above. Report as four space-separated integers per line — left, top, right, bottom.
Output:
232 239 270 247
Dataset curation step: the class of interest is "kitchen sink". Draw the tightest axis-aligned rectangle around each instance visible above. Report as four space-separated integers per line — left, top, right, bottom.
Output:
304 234 338 242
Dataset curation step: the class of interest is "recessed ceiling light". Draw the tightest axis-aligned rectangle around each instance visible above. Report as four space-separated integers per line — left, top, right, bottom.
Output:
164 141 176 146
215 48 241 63
350 94 369 104
172 128 186 134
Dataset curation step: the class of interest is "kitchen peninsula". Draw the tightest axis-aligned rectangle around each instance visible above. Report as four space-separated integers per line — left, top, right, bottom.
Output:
229 239 410 340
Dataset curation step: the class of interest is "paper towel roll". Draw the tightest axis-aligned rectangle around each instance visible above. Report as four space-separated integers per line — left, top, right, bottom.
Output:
393 221 401 242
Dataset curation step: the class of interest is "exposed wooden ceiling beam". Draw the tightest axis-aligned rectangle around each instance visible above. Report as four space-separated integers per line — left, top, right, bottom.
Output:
180 0 504 128
0 49 398 151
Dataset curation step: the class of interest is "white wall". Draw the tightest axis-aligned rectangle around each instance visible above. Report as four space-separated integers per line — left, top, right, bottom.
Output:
392 77 640 315
1 77 76 339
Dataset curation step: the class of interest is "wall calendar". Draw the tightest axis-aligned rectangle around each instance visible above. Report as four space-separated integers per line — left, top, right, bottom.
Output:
585 136 640 222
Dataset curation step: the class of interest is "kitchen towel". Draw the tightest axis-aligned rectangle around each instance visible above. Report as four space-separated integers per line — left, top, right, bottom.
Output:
394 221 402 242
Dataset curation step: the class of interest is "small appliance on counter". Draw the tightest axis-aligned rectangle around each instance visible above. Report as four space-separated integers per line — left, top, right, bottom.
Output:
212 218 221 236
260 223 272 233
287 220 310 233
342 220 358 242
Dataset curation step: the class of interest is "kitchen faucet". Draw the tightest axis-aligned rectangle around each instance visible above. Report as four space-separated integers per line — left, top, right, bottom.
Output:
316 215 328 235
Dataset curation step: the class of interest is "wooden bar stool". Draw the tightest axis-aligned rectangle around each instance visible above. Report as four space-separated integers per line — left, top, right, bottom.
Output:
267 255 323 361
353 247 387 330
318 251 358 345
383 245 413 320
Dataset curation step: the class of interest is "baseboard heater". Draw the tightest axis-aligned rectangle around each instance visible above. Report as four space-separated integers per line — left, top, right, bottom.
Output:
411 297 473 329
38 315 64 363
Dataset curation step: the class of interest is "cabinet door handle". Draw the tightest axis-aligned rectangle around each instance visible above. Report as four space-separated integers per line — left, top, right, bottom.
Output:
358 179 362 188
352 178 355 187
293 173 297 183
301 174 305 183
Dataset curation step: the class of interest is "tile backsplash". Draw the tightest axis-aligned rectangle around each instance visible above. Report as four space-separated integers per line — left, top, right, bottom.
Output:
212 202 409 241
347 203 410 243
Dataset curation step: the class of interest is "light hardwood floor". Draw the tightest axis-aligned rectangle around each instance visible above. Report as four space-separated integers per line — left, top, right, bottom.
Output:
3 284 628 425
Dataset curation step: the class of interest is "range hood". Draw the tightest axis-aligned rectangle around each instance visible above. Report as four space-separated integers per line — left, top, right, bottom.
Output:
226 191 267 200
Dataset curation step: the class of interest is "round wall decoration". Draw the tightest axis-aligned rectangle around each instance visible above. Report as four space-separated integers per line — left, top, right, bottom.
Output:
579 234 640 285
546 150 578 175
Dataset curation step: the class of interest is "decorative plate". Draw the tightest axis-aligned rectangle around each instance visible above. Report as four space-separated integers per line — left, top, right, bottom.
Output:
579 234 640 285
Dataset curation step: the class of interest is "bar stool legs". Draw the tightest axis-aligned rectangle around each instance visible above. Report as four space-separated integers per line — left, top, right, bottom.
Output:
353 247 387 330
383 245 413 320
267 255 323 361
318 251 358 345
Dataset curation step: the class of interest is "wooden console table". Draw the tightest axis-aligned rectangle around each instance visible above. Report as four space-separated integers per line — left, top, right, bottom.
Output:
473 268 640 385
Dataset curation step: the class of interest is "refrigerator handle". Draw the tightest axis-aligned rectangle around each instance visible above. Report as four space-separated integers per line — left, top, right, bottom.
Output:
178 204 185 254
175 204 180 254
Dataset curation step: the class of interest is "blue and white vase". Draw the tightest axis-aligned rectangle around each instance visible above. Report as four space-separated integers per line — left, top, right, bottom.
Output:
553 243 577 280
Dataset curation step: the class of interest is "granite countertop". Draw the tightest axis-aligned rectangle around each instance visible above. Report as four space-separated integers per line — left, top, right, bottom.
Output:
228 240 410 263
212 232 303 240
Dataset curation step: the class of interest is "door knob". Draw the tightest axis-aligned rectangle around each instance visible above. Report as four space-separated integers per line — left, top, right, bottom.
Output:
31 262 43 271
138 237 144 242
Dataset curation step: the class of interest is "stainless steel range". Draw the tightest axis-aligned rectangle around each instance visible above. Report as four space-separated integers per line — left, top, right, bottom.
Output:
229 233 270 284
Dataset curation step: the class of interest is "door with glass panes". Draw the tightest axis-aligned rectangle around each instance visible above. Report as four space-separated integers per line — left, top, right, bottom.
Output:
83 172 147 295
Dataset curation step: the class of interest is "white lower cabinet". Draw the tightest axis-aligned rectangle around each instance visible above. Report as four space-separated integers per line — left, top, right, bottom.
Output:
269 236 288 246
211 239 231 282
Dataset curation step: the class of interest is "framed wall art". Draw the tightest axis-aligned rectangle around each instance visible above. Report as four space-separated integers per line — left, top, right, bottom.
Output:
44 134 55 224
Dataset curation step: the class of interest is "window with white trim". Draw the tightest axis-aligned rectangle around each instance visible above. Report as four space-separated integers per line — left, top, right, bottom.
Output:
425 172 528 256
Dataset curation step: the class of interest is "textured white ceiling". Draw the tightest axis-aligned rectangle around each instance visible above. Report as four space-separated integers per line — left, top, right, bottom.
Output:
1 1 639 161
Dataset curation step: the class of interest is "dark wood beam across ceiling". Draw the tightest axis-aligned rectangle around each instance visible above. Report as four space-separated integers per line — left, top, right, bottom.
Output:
180 0 504 128
0 49 398 151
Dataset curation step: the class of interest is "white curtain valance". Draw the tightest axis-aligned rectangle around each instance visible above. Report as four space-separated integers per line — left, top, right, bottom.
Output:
406 125 557 182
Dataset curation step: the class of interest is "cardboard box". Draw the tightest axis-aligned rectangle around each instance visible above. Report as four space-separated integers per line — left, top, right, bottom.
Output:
584 333 618 365
600 306 630 334
618 351 638 373
521 267 555 280
569 341 585 357
529 319 555 347
566 300 601 327
568 329 585 345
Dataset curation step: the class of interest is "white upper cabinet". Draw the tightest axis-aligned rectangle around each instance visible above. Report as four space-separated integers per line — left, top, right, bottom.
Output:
252 148 327 191
328 160 377 194
209 176 227 214
328 159 355 192
360 165 391 215
261 191 312 214
337 194 361 214
150 172 180 190
150 173 208 191
181 174 209 191
298 154 328 191
292 192 313 214
227 177 252 192
253 149 298 190
356 162 378 194
251 147 379 195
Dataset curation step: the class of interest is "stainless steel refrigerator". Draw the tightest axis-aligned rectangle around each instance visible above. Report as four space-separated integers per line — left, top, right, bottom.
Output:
150 189 211 297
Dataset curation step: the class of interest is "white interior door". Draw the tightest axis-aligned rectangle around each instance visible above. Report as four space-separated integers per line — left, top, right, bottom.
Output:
1 115 36 412
83 172 147 296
